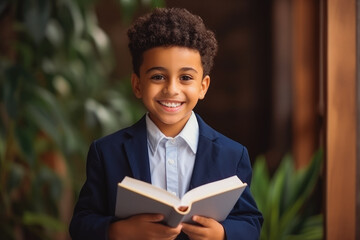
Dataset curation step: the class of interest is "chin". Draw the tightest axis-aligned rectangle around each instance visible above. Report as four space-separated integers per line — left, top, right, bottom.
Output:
160 114 187 123
160 117 182 125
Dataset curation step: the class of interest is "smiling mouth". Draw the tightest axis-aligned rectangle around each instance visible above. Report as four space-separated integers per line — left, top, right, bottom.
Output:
158 101 183 108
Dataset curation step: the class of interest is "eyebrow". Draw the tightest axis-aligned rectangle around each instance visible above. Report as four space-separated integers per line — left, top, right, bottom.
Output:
145 67 166 74
145 66 198 74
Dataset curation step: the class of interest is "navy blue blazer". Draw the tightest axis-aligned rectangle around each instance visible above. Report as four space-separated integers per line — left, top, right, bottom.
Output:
69 114 263 240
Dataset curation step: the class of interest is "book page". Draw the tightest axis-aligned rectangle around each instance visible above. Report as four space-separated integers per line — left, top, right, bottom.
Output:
181 185 246 223
180 175 246 206
120 177 181 206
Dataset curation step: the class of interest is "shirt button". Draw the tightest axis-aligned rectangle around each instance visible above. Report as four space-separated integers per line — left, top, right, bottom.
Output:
170 139 176 144
168 159 175 165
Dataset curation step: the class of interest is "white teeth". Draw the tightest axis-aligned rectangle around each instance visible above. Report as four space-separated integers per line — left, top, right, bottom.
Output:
160 101 182 108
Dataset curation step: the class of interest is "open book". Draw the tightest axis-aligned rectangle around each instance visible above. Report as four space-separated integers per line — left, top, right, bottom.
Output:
115 175 247 227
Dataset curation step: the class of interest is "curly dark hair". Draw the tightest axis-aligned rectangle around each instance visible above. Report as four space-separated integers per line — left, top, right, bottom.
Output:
127 8 218 76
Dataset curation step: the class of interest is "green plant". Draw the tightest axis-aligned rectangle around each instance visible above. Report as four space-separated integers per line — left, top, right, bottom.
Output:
0 0 164 239
251 151 323 240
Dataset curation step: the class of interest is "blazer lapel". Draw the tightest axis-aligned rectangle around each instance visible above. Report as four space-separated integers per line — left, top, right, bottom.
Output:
189 114 219 189
123 116 152 183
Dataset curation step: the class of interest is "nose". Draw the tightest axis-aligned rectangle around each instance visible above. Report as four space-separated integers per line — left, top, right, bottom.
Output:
163 78 179 95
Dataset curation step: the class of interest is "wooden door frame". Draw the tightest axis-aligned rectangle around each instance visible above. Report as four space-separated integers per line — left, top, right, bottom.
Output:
323 0 359 239
356 1 360 239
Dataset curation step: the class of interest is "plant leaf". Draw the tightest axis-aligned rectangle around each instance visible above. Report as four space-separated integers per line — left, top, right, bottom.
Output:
279 151 323 237
251 156 270 213
23 0 52 44
293 151 323 202
268 157 288 240
22 211 65 232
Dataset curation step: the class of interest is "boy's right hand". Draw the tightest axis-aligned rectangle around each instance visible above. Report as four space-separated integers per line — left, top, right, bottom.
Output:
108 214 182 240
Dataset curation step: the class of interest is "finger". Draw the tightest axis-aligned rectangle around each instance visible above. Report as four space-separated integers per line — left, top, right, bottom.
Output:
182 222 199 232
182 224 204 240
181 222 204 237
153 223 183 239
191 216 225 240
192 215 213 227
175 223 183 231
148 214 164 222
133 213 164 223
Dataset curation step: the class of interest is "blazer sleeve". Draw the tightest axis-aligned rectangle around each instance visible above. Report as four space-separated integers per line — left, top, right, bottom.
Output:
222 147 263 240
69 141 117 240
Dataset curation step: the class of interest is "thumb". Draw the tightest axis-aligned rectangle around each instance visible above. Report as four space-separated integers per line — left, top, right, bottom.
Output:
143 214 164 223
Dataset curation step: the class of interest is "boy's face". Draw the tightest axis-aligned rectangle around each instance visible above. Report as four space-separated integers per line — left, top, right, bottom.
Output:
131 46 210 137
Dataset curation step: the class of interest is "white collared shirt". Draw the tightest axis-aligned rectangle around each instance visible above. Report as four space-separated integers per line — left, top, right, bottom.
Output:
146 112 198 198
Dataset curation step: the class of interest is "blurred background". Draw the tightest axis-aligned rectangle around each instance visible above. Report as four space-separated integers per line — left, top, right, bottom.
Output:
2 0 356 239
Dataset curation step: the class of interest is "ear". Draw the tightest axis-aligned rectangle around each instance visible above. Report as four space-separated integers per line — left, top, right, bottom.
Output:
131 73 142 99
199 75 210 100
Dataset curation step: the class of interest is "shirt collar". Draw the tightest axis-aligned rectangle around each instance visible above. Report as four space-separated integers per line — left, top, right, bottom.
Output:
146 112 199 156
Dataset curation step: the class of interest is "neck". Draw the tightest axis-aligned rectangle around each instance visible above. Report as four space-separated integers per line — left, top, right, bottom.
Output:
160 124 184 138
148 113 192 138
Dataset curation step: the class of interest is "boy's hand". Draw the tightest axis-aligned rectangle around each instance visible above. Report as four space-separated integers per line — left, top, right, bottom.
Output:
181 216 225 240
108 214 182 240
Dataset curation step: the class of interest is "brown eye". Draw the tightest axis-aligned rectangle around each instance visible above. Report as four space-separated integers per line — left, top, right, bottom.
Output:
180 75 193 81
151 75 165 80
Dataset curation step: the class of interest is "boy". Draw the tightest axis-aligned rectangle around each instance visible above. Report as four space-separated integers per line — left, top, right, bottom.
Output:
69 8 263 240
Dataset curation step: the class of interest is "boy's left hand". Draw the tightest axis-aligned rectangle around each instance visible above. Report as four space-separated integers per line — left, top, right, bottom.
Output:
181 216 225 240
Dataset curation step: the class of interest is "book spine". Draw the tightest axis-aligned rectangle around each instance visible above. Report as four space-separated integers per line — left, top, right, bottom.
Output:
165 208 186 228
